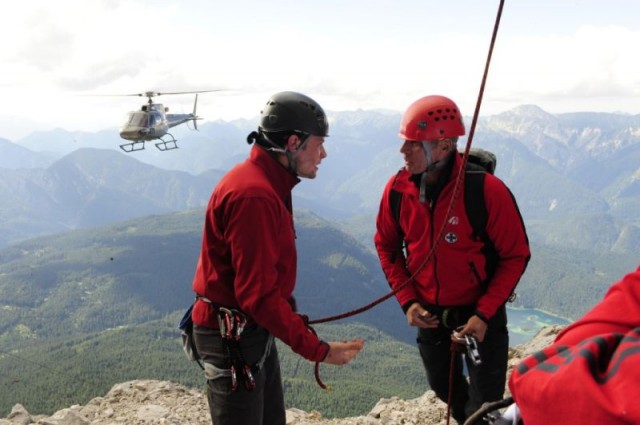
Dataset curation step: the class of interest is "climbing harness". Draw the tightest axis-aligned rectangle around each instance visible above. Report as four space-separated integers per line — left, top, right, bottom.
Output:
190 297 274 392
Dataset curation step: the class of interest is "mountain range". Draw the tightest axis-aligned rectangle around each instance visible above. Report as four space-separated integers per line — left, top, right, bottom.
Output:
1 104 638 315
1 105 639 252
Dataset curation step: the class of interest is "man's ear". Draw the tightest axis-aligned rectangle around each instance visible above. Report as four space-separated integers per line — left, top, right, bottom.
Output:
286 134 300 152
441 138 453 152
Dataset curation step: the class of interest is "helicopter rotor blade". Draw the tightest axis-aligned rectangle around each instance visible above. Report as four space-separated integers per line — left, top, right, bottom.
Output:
154 89 225 97
83 89 225 98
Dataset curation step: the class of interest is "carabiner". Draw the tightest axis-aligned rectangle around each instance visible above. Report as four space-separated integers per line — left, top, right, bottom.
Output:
242 364 256 391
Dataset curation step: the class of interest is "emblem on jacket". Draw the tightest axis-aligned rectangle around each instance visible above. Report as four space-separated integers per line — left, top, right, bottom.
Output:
445 232 458 243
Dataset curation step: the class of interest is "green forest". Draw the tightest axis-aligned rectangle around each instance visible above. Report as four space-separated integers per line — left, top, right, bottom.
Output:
0 208 638 419
0 318 423 419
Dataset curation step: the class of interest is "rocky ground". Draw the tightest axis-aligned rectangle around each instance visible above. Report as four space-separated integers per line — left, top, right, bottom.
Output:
0 326 563 425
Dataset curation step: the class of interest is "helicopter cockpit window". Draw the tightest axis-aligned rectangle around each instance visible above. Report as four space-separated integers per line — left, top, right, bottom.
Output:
150 112 163 126
128 112 148 127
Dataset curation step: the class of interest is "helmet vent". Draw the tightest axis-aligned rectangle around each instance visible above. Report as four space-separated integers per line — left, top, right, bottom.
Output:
300 101 317 111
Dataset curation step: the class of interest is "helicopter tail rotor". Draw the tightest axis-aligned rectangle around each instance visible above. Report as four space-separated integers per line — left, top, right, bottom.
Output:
192 93 200 131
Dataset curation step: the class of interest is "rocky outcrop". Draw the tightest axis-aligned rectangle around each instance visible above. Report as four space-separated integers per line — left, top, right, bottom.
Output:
0 326 564 425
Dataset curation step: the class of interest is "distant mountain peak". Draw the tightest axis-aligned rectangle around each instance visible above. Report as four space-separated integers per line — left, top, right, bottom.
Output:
494 104 556 121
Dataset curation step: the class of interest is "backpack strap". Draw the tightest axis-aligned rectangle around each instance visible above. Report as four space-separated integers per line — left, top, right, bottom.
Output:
464 171 498 287
389 171 406 262
464 171 488 243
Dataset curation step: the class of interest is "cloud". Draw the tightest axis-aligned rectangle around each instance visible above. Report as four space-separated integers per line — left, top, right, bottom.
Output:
1 1 639 140
487 25 640 112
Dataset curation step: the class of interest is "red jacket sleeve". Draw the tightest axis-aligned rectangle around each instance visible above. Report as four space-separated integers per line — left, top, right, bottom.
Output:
374 177 418 309
475 174 530 320
509 266 640 425
227 196 329 362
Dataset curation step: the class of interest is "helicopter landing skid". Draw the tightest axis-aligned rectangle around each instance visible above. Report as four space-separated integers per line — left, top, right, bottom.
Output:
155 134 179 151
120 141 146 153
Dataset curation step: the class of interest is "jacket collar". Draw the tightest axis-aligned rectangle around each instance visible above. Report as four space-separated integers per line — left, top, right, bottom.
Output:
393 151 462 199
249 145 300 205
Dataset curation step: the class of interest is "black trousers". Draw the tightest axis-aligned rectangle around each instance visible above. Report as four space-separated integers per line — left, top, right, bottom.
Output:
193 324 285 425
417 305 509 424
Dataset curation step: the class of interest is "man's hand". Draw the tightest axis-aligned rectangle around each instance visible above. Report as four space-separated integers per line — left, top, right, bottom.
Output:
323 339 365 365
406 302 439 328
453 314 488 342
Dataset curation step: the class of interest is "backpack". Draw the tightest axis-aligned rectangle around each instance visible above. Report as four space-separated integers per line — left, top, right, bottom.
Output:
389 147 499 285
179 303 204 369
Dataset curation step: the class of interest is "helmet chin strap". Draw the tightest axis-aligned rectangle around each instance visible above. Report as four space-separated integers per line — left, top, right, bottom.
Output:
260 131 310 175
261 131 287 154
418 141 447 203
286 134 311 175
285 151 298 174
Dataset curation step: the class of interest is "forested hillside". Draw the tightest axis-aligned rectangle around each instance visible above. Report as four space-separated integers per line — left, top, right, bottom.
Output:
0 317 423 419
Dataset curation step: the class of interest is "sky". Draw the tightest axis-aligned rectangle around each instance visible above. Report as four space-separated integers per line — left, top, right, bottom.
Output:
0 0 639 140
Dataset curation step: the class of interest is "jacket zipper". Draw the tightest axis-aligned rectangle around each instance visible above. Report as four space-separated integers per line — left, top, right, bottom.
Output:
469 262 482 286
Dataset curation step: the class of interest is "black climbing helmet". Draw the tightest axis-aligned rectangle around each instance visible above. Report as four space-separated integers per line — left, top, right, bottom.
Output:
259 91 329 138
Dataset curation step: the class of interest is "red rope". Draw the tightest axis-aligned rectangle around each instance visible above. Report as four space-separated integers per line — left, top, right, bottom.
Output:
447 341 467 425
307 0 506 390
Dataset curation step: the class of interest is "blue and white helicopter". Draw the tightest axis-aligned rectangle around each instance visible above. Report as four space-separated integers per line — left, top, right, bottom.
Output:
118 90 221 152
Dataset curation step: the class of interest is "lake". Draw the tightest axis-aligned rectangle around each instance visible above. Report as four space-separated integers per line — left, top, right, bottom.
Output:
507 306 571 346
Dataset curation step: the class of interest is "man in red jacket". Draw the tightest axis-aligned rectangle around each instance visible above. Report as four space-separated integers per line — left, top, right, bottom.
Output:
191 91 364 425
509 265 640 425
374 95 530 424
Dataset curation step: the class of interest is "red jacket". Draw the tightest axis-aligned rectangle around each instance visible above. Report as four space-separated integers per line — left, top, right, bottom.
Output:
509 266 640 425
191 145 329 362
374 153 530 320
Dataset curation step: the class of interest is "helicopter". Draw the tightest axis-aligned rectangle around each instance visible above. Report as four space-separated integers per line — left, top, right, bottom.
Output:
118 90 221 152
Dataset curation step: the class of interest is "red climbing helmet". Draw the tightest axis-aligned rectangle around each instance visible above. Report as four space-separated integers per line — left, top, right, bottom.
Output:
398 95 465 141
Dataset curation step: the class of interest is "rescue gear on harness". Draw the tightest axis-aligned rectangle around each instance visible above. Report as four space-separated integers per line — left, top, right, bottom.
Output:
217 307 257 391
184 296 274 392
452 332 482 366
